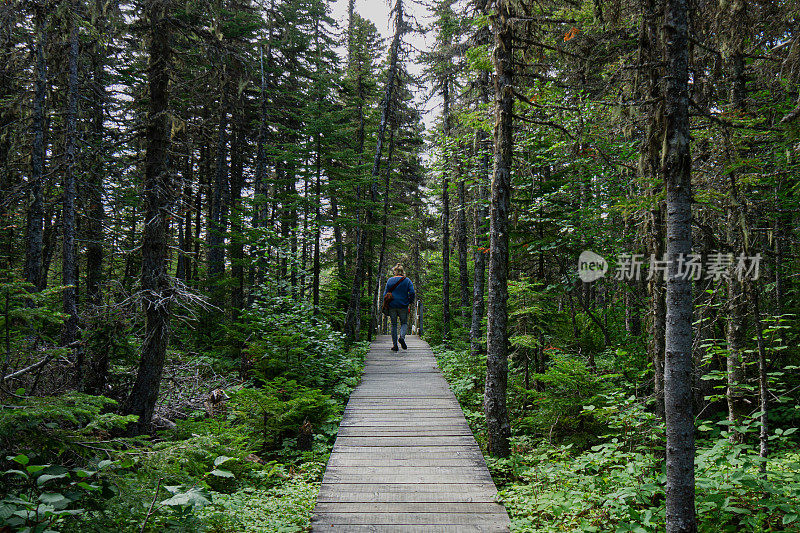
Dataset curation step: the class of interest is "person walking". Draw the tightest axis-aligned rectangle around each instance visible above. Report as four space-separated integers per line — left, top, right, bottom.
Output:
382 263 416 352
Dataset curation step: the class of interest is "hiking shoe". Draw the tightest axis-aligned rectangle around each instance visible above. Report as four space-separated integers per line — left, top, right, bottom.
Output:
391 346 399 352
399 338 407 350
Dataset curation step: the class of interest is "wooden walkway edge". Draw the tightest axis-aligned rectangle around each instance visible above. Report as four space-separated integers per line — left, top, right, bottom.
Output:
312 335 511 532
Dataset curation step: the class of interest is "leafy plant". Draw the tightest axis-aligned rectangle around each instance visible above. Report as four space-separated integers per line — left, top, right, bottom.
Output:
1 454 130 532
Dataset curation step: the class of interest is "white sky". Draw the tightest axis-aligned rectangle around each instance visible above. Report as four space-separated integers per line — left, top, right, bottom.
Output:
329 0 438 133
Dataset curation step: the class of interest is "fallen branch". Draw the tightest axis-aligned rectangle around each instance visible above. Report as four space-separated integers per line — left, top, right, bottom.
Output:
140 477 163 533
2 354 54 382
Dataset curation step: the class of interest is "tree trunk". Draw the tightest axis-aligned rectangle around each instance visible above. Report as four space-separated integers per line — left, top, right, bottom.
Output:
650 205 666 419
725 267 748 443
457 176 470 319
344 223 367 342
313 160 322 312
441 79 451 341
774 177 784 314
365 244 373 341
287 161 298 297
39 208 58 292
176 167 192 283
639 0 666 419
723 0 750 444
313 136 322 312
412 203 424 335
193 150 204 283
0 8 15 232
470 6 491 356
484 0 513 458
62 5 80 358
254 2 275 287
374 127 395 329
208 92 228 282
662 0 696 530
85 0 107 305
230 118 245 317
470 158 489 356
24 8 47 292
746 279 768 474
122 206 138 290
124 1 174 436
331 194 345 278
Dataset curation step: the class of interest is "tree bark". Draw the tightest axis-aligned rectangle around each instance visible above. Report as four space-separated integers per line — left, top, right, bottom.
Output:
287 161 298 297
313 152 322 311
484 0 513 458
650 205 666 419
62 5 80 355
662 0 696 530
0 6 15 216
374 127 395 330
193 146 204 283
774 177 784 314
412 203 424 335
457 175 470 319
85 0 108 305
722 0 750 443
253 2 275 287
176 161 192 282
747 282 768 475
639 0 666 419
311 15 323 311
124 0 174 436
725 262 748 443
229 117 245 317
208 90 228 282
441 78 451 341
470 3 491 356
331 194 345 278
24 8 47 292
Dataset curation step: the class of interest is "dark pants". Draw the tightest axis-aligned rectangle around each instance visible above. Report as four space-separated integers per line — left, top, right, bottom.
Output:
389 307 408 347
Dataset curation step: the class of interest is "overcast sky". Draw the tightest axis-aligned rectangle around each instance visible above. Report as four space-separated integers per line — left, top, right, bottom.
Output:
329 0 438 133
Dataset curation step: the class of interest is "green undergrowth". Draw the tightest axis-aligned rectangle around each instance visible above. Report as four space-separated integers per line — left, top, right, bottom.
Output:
197 463 323 533
1 316 368 532
494 431 800 532
433 345 800 533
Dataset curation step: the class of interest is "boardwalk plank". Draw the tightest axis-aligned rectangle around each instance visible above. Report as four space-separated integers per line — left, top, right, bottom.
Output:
316 492 500 504
336 428 474 436
333 436 479 446
312 335 510 532
313 512 509 525
327 448 486 459
314 503 507 513
316 482 497 494
326 457 488 467
313 526 509 533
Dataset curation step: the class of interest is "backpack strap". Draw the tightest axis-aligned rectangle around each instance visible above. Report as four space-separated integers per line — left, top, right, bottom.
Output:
387 276 406 294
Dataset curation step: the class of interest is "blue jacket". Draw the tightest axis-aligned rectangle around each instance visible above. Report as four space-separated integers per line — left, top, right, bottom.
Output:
383 276 415 308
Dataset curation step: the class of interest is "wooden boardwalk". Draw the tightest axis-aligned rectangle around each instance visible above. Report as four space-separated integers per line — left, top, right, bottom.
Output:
312 335 511 532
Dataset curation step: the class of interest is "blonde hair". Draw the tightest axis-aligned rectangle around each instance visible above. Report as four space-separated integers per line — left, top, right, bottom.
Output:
392 263 406 277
